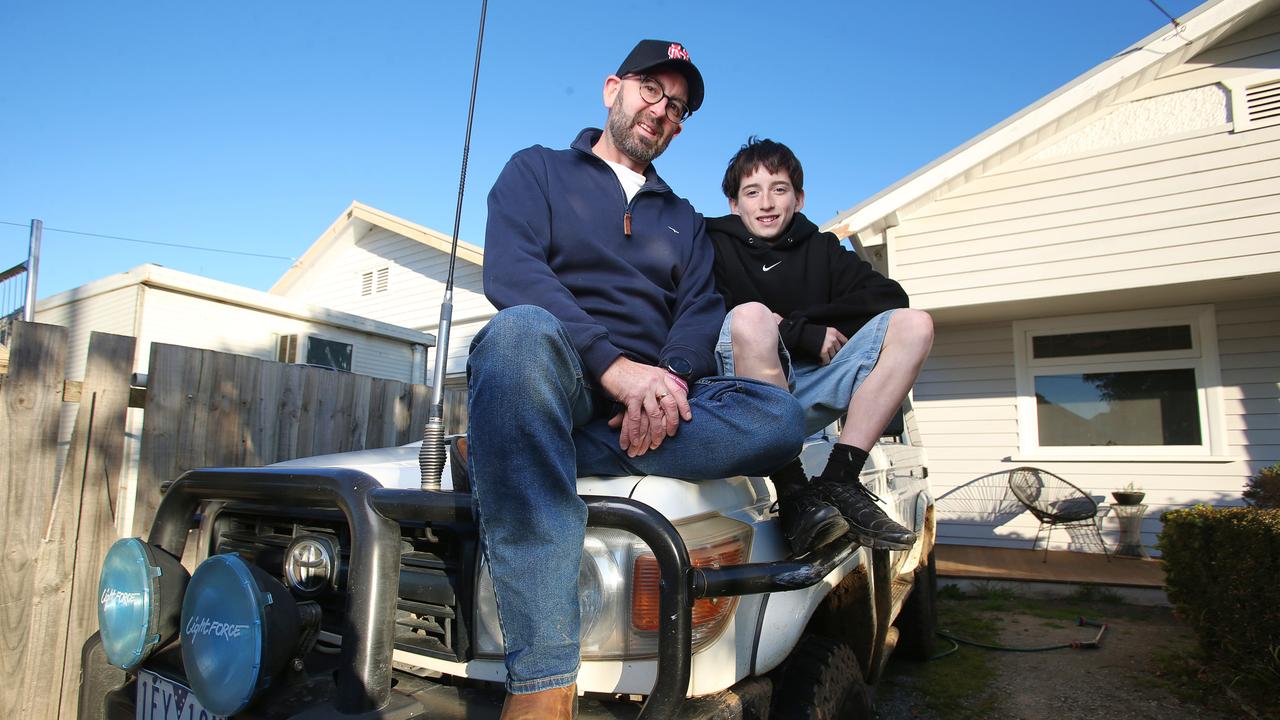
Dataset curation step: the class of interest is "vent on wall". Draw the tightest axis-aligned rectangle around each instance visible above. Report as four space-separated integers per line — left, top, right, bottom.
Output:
361 266 390 296
1227 72 1280 132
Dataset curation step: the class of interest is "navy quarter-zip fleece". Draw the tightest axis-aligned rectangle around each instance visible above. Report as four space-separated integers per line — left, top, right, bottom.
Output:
484 128 724 384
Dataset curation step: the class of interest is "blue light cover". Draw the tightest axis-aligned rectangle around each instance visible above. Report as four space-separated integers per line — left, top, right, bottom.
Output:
98 538 164 670
180 554 268 717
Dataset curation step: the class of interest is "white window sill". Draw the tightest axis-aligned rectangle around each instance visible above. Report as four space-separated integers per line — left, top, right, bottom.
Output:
1008 455 1235 464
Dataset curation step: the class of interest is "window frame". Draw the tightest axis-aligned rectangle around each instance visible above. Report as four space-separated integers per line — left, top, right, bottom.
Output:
1013 305 1225 460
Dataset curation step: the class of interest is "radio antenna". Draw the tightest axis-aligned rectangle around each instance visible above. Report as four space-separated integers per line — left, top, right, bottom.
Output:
420 0 488 490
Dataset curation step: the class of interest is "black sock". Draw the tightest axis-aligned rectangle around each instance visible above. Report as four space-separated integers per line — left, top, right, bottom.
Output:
819 443 869 485
770 458 809 498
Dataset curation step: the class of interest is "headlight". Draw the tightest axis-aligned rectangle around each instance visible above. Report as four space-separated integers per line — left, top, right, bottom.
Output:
180 554 302 716
97 538 189 670
474 515 751 659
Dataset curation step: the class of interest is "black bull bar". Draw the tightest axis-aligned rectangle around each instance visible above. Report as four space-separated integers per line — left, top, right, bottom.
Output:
149 467 863 718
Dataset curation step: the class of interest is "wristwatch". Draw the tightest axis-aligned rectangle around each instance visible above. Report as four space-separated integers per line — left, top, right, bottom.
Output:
662 356 693 381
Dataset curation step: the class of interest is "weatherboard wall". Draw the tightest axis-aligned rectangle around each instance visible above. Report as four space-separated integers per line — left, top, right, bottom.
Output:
915 295 1279 552
134 285 421 382
35 283 141 381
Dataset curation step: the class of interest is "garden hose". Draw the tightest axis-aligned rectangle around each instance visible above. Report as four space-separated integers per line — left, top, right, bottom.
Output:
929 636 961 661
931 616 1107 659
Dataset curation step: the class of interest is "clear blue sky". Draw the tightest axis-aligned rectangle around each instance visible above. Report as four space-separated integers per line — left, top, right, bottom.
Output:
1 0 1202 299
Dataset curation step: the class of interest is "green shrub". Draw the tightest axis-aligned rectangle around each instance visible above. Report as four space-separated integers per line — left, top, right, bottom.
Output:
1159 506 1280 701
1243 463 1280 508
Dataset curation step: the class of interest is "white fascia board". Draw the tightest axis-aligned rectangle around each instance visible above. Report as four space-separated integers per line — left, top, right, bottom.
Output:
350 203 486 267
35 265 152 311
822 0 1267 239
143 265 435 346
270 201 360 295
48 263 434 347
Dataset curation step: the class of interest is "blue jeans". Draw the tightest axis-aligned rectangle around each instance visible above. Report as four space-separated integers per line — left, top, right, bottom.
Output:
715 308 896 436
467 306 805 693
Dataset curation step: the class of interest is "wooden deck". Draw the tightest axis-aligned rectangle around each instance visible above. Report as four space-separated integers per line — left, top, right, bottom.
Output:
936 544 1165 588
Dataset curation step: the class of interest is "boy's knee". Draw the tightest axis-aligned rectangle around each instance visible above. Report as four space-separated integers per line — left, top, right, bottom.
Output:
892 309 934 351
730 302 779 351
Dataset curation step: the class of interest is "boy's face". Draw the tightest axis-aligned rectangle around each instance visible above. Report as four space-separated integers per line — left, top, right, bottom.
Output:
729 165 804 241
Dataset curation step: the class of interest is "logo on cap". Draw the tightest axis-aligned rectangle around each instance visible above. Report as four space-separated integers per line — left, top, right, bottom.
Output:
668 43 690 61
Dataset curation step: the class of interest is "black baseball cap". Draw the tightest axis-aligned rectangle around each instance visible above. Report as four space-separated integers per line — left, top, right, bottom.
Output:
616 39 704 113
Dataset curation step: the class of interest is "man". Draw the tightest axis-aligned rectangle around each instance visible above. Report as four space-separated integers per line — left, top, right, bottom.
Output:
471 45 805 719
707 137 935 555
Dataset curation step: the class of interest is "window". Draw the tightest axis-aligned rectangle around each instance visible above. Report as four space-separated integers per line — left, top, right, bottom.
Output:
276 334 298 363
1013 306 1224 458
306 336 353 372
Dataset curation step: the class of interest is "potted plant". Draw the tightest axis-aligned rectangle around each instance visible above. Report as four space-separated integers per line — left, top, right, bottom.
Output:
1112 482 1146 506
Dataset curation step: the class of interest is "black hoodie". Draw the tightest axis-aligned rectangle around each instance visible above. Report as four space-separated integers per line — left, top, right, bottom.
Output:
706 212 908 363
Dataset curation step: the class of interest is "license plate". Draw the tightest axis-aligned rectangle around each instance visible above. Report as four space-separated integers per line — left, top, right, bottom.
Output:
135 669 226 720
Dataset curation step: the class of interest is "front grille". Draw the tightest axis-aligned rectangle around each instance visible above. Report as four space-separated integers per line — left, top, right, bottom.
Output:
210 504 478 662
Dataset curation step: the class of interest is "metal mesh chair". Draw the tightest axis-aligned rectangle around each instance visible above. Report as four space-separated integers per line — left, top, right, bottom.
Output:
1007 467 1110 562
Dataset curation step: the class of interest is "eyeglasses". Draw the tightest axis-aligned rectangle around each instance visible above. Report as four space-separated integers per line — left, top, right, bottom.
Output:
628 75 692 124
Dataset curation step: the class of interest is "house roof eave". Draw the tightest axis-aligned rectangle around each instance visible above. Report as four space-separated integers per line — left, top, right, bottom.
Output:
270 200 485 295
821 0 1274 240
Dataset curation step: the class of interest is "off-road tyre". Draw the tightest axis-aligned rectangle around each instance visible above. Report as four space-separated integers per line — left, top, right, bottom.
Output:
894 549 938 661
771 634 874 720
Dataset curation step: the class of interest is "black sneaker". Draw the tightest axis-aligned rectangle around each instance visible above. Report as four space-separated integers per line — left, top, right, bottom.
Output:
816 480 917 550
772 488 849 555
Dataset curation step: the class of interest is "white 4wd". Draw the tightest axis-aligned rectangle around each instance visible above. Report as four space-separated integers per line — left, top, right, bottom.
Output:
83 403 935 719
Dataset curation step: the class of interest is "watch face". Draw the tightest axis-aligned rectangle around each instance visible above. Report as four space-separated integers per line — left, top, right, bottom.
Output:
665 357 693 379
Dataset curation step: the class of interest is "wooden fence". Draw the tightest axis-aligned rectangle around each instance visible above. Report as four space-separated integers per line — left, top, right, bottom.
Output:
0 321 457 719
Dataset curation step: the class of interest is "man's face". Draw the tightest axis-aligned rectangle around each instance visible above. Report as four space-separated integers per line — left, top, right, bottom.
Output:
604 70 686 166
729 165 804 240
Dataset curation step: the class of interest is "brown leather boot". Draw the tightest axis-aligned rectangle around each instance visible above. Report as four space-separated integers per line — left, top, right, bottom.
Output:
499 683 577 720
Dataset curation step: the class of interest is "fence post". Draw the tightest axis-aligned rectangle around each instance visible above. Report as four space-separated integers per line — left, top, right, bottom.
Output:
20 332 134 719
0 322 68 718
23 219 41 322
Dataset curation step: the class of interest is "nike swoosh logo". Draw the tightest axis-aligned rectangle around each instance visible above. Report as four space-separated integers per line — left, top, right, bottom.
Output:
762 261 782 272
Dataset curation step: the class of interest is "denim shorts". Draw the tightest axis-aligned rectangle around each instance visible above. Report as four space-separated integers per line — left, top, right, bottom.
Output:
716 308 896 436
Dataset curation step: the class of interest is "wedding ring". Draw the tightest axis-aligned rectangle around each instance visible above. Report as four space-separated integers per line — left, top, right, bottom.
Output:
656 391 669 399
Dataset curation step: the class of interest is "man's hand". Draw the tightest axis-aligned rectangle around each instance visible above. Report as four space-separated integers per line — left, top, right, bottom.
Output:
601 357 692 457
819 327 848 365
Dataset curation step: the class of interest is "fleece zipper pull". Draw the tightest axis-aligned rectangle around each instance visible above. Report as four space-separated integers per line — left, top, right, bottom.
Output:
624 210 632 237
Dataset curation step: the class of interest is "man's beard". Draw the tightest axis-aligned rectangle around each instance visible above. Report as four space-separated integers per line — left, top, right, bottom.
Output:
606 94 671 166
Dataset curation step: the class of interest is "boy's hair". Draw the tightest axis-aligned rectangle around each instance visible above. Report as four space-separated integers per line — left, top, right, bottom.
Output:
721 136 804 199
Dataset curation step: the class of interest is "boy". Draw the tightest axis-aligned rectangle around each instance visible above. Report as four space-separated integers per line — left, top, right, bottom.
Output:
707 137 934 554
